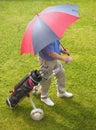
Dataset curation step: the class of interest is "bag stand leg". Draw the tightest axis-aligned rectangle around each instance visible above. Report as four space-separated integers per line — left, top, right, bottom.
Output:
28 94 36 109
28 94 44 121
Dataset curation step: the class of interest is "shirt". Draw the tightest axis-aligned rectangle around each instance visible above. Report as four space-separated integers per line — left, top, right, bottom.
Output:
39 40 61 60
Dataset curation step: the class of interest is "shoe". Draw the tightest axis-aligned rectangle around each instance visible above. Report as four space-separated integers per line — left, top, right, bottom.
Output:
57 91 73 98
41 97 54 106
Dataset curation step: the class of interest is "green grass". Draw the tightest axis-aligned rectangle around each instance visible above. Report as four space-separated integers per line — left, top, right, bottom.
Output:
0 0 96 130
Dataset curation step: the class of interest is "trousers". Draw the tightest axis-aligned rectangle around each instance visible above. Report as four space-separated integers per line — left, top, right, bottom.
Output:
38 56 66 98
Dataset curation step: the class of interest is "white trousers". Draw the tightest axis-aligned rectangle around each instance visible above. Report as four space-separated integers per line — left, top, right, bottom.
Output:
38 56 66 98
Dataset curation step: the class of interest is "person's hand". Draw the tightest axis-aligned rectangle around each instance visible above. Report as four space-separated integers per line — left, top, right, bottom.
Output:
64 56 72 64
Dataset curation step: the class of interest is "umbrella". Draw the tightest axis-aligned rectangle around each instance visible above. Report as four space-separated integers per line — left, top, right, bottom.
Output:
21 4 79 55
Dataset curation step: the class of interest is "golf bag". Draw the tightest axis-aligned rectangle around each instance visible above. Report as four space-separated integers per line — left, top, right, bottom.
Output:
6 70 42 108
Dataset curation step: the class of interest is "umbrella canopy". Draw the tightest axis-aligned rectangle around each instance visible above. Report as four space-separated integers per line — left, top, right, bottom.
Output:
21 4 79 55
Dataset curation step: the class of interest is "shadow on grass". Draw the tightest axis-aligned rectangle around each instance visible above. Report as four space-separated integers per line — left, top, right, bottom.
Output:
5 95 96 130
11 103 69 130
53 98 96 130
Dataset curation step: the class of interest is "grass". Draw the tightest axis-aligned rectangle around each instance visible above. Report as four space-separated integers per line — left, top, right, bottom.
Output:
0 0 96 130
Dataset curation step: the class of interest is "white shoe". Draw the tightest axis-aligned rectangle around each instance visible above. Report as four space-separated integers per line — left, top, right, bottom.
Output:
57 91 73 98
41 97 54 106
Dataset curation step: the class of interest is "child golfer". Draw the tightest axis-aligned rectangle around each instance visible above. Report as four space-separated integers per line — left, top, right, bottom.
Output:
38 40 73 106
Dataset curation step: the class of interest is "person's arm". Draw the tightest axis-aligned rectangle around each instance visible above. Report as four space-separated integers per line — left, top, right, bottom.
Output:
48 52 72 63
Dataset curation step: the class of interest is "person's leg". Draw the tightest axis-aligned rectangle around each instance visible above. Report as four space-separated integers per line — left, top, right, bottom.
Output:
54 60 66 93
54 60 73 98
40 77 51 98
38 57 55 106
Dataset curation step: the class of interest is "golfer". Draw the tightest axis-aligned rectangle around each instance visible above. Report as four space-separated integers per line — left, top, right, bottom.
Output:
38 39 73 106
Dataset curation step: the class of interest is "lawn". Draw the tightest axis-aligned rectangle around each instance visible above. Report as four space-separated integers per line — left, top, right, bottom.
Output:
0 0 96 130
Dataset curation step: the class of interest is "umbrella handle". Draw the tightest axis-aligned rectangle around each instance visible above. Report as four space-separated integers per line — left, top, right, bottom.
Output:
61 44 70 56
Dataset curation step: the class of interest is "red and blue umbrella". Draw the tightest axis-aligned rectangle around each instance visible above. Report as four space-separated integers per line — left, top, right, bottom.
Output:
21 4 80 55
